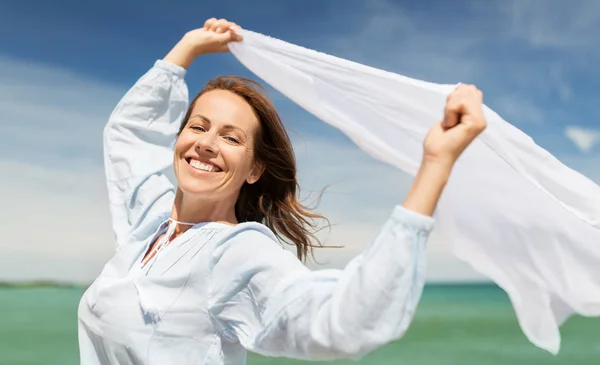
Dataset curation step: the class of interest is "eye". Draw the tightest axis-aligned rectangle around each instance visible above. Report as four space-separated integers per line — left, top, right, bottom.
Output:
190 125 207 132
224 136 241 144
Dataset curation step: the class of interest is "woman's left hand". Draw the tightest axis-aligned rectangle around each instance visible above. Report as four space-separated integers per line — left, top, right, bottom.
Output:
422 84 487 169
402 84 487 216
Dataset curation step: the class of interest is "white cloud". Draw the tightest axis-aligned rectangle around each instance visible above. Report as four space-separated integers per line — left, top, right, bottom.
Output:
496 0 600 49
565 126 600 152
0 55 123 167
0 159 114 283
0 55 125 284
0 54 485 284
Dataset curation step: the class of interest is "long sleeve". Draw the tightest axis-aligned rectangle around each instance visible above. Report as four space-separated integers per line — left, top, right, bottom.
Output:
208 205 434 361
103 60 189 248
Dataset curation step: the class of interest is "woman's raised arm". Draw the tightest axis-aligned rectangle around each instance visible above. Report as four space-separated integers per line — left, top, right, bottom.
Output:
103 19 243 248
103 59 188 248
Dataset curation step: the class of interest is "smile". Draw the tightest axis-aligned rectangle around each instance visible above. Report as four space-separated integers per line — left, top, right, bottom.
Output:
186 158 223 172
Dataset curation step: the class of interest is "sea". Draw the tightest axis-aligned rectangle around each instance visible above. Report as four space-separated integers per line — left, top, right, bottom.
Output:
1 284 597 365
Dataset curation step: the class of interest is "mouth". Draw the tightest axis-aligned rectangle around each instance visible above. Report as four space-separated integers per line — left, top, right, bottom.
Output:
185 158 223 173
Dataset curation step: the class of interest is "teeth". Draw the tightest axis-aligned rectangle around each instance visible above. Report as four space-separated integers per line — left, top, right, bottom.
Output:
189 159 219 172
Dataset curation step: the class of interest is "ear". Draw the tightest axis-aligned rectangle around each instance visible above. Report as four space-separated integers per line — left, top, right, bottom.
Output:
246 161 265 185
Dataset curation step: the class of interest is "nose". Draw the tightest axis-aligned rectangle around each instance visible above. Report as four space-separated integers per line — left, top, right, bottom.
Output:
195 133 219 155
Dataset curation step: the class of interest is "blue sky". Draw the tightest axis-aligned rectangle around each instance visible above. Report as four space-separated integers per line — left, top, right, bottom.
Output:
2 0 599 283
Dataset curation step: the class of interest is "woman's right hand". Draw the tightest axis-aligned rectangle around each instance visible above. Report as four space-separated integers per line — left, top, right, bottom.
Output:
183 18 243 55
164 18 243 69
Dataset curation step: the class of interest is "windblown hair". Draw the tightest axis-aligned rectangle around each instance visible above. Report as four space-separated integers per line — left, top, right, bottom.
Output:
178 76 331 261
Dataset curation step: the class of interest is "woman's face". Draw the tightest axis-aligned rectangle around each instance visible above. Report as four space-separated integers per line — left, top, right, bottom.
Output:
174 89 263 203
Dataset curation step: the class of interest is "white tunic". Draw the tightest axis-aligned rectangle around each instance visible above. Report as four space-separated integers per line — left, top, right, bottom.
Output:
77 59 435 365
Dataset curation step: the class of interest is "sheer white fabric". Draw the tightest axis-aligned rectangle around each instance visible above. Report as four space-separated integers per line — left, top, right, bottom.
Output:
230 29 600 354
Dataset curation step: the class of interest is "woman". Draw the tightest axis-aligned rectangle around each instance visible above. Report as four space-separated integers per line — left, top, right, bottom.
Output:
78 18 486 364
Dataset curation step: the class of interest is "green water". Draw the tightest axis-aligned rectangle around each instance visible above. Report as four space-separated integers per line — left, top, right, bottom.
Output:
0 285 597 365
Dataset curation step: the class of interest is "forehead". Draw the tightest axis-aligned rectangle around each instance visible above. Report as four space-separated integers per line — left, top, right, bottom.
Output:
191 89 259 131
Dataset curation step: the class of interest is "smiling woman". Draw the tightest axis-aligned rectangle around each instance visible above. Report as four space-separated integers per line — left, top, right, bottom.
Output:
173 76 325 261
77 17 487 365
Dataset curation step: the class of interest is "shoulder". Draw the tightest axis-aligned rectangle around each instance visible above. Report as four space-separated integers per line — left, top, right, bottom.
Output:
207 221 309 310
209 221 302 273
212 221 283 258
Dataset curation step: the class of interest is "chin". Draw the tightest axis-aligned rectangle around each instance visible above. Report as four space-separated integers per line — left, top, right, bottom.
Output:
177 176 218 196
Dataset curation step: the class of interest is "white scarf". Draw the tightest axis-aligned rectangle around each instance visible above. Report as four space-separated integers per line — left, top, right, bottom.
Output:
229 30 600 354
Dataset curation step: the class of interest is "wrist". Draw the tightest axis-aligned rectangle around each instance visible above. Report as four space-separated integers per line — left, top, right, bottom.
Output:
415 161 451 192
163 38 200 70
179 33 207 57
420 154 454 178
402 159 452 217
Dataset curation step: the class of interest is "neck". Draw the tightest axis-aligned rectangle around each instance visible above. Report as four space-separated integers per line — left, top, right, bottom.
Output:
170 188 238 235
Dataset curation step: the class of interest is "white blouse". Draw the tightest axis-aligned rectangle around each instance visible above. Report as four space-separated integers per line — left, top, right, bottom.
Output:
77 59 435 365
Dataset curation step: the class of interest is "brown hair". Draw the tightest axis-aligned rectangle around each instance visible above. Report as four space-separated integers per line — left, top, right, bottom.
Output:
178 76 331 262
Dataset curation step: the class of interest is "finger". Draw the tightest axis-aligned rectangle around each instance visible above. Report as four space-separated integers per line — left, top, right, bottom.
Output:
459 84 483 104
463 87 484 127
210 18 228 33
229 29 243 42
455 84 476 100
443 97 462 129
443 109 458 130
209 19 222 32
204 18 216 30
221 20 238 31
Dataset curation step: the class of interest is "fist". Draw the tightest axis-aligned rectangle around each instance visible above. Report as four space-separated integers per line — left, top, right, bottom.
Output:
182 18 243 56
423 84 487 167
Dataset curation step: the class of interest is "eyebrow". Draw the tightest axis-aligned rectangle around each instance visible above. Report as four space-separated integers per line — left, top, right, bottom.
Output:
189 114 247 136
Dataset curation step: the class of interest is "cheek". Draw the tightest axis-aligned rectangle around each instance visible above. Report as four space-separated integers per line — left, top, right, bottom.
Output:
224 147 255 175
174 133 195 153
